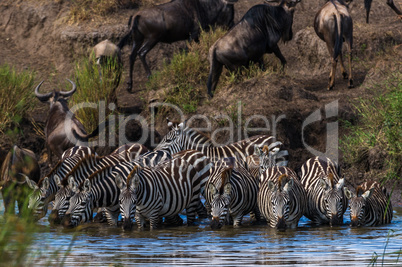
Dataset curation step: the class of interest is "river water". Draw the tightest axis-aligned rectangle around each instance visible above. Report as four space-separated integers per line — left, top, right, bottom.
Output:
1 199 401 266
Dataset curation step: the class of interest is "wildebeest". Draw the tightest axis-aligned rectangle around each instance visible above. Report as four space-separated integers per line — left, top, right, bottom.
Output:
92 39 123 96
117 0 238 92
35 79 103 165
365 0 402 23
206 0 301 98
314 0 353 90
0 145 40 215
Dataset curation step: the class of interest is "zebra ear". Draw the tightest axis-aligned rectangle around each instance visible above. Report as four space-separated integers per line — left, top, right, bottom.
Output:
68 176 78 193
336 178 345 190
283 178 293 192
319 178 330 191
208 184 217 195
83 179 91 193
362 188 374 200
25 176 38 190
178 121 185 129
167 117 173 127
254 145 263 157
343 187 354 199
115 174 124 190
223 183 232 196
42 177 50 190
268 180 277 191
54 175 62 187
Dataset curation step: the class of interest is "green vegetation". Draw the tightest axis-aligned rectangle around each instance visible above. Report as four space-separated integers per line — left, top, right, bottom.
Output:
341 71 401 182
70 56 121 133
0 64 36 135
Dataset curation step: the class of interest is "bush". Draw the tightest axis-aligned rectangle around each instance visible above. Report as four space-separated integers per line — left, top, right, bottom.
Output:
0 64 36 134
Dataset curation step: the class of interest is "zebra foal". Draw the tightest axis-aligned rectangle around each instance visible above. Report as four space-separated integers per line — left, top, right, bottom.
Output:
300 156 347 226
344 181 393 227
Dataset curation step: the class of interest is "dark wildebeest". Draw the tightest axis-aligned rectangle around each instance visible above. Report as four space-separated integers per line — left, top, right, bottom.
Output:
206 0 301 98
35 79 103 165
117 0 238 92
0 145 40 215
314 0 353 90
365 0 402 23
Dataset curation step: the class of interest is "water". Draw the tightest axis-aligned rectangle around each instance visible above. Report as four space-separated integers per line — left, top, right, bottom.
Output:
1 199 401 266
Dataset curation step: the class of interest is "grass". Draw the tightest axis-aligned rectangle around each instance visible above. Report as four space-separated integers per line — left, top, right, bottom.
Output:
0 64 36 135
341 70 401 182
69 56 121 134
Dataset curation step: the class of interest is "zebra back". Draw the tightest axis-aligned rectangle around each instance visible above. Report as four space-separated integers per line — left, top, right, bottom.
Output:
258 167 307 229
205 158 260 228
155 120 289 165
110 143 149 161
300 156 347 226
345 181 393 226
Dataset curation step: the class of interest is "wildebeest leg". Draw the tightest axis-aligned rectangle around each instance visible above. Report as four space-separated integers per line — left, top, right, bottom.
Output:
329 57 338 90
207 55 224 98
127 39 142 92
138 39 158 78
272 45 287 70
346 36 354 88
338 53 347 79
387 0 402 17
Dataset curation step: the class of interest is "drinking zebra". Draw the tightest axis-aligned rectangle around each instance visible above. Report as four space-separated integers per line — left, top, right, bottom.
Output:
300 156 347 226
258 167 307 229
344 181 393 226
205 157 261 229
25 146 94 219
114 157 204 230
155 119 288 165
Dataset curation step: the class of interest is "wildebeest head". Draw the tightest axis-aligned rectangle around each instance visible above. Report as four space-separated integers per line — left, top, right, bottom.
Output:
319 173 346 226
35 79 76 107
344 185 373 227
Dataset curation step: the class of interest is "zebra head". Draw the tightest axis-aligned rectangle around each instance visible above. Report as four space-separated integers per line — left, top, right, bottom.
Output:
51 175 74 224
266 174 293 229
62 177 93 228
254 145 280 175
344 186 373 227
116 167 140 230
25 176 51 219
154 118 185 153
320 174 346 226
207 165 233 229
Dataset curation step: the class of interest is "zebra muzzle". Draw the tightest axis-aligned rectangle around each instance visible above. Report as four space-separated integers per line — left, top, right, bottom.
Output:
61 213 74 228
211 217 223 229
49 210 61 224
276 217 287 230
350 216 361 227
123 218 133 230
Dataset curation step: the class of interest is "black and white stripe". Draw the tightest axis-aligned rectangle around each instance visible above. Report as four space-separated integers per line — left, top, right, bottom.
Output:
344 181 393 226
258 167 306 229
300 156 347 226
155 120 288 165
205 157 261 229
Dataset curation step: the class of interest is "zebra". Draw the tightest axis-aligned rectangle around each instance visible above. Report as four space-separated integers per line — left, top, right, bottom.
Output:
258 167 307 229
300 156 347 226
116 150 209 230
246 144 284 179
25 146 94 219
114 157 204 230
154 119 288 165
52 143 152 224
205 157 261 229
344 181 393 227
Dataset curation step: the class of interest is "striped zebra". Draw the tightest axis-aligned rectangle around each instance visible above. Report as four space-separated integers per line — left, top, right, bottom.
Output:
344 181 393 226
258 167 307 229
52 144 153 224
114 157 204 230
155 119 288 165
25 146 94 219
300 156 347 226
246 144 284 178
205 157 261 229
117 150 209 230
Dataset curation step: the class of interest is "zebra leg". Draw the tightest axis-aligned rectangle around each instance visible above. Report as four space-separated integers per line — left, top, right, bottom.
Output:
104 205 120 226
250 207 265 225
196 198 208 219
232 214 243 227
135 213 147 230
165 215 183 226
148 212 161 230
93 207 108 223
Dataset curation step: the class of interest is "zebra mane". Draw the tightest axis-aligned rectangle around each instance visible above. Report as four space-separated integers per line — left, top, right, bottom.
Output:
356 185 364 197
40 160 62 186
328 173 335 188
126 166 140 188
60 154 99 186
184 127 213 146
277 174 288 190
220 167 232 193
262 145 269 154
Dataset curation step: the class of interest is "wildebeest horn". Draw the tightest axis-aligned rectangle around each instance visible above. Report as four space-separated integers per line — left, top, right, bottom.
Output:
59 79 77 97
34 81 53 102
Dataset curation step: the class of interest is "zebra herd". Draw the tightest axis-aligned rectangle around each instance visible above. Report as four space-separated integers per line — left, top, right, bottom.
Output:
22 120 392 230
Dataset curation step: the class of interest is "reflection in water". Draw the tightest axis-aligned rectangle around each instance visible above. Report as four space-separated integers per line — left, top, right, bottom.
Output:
1 199 401 266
